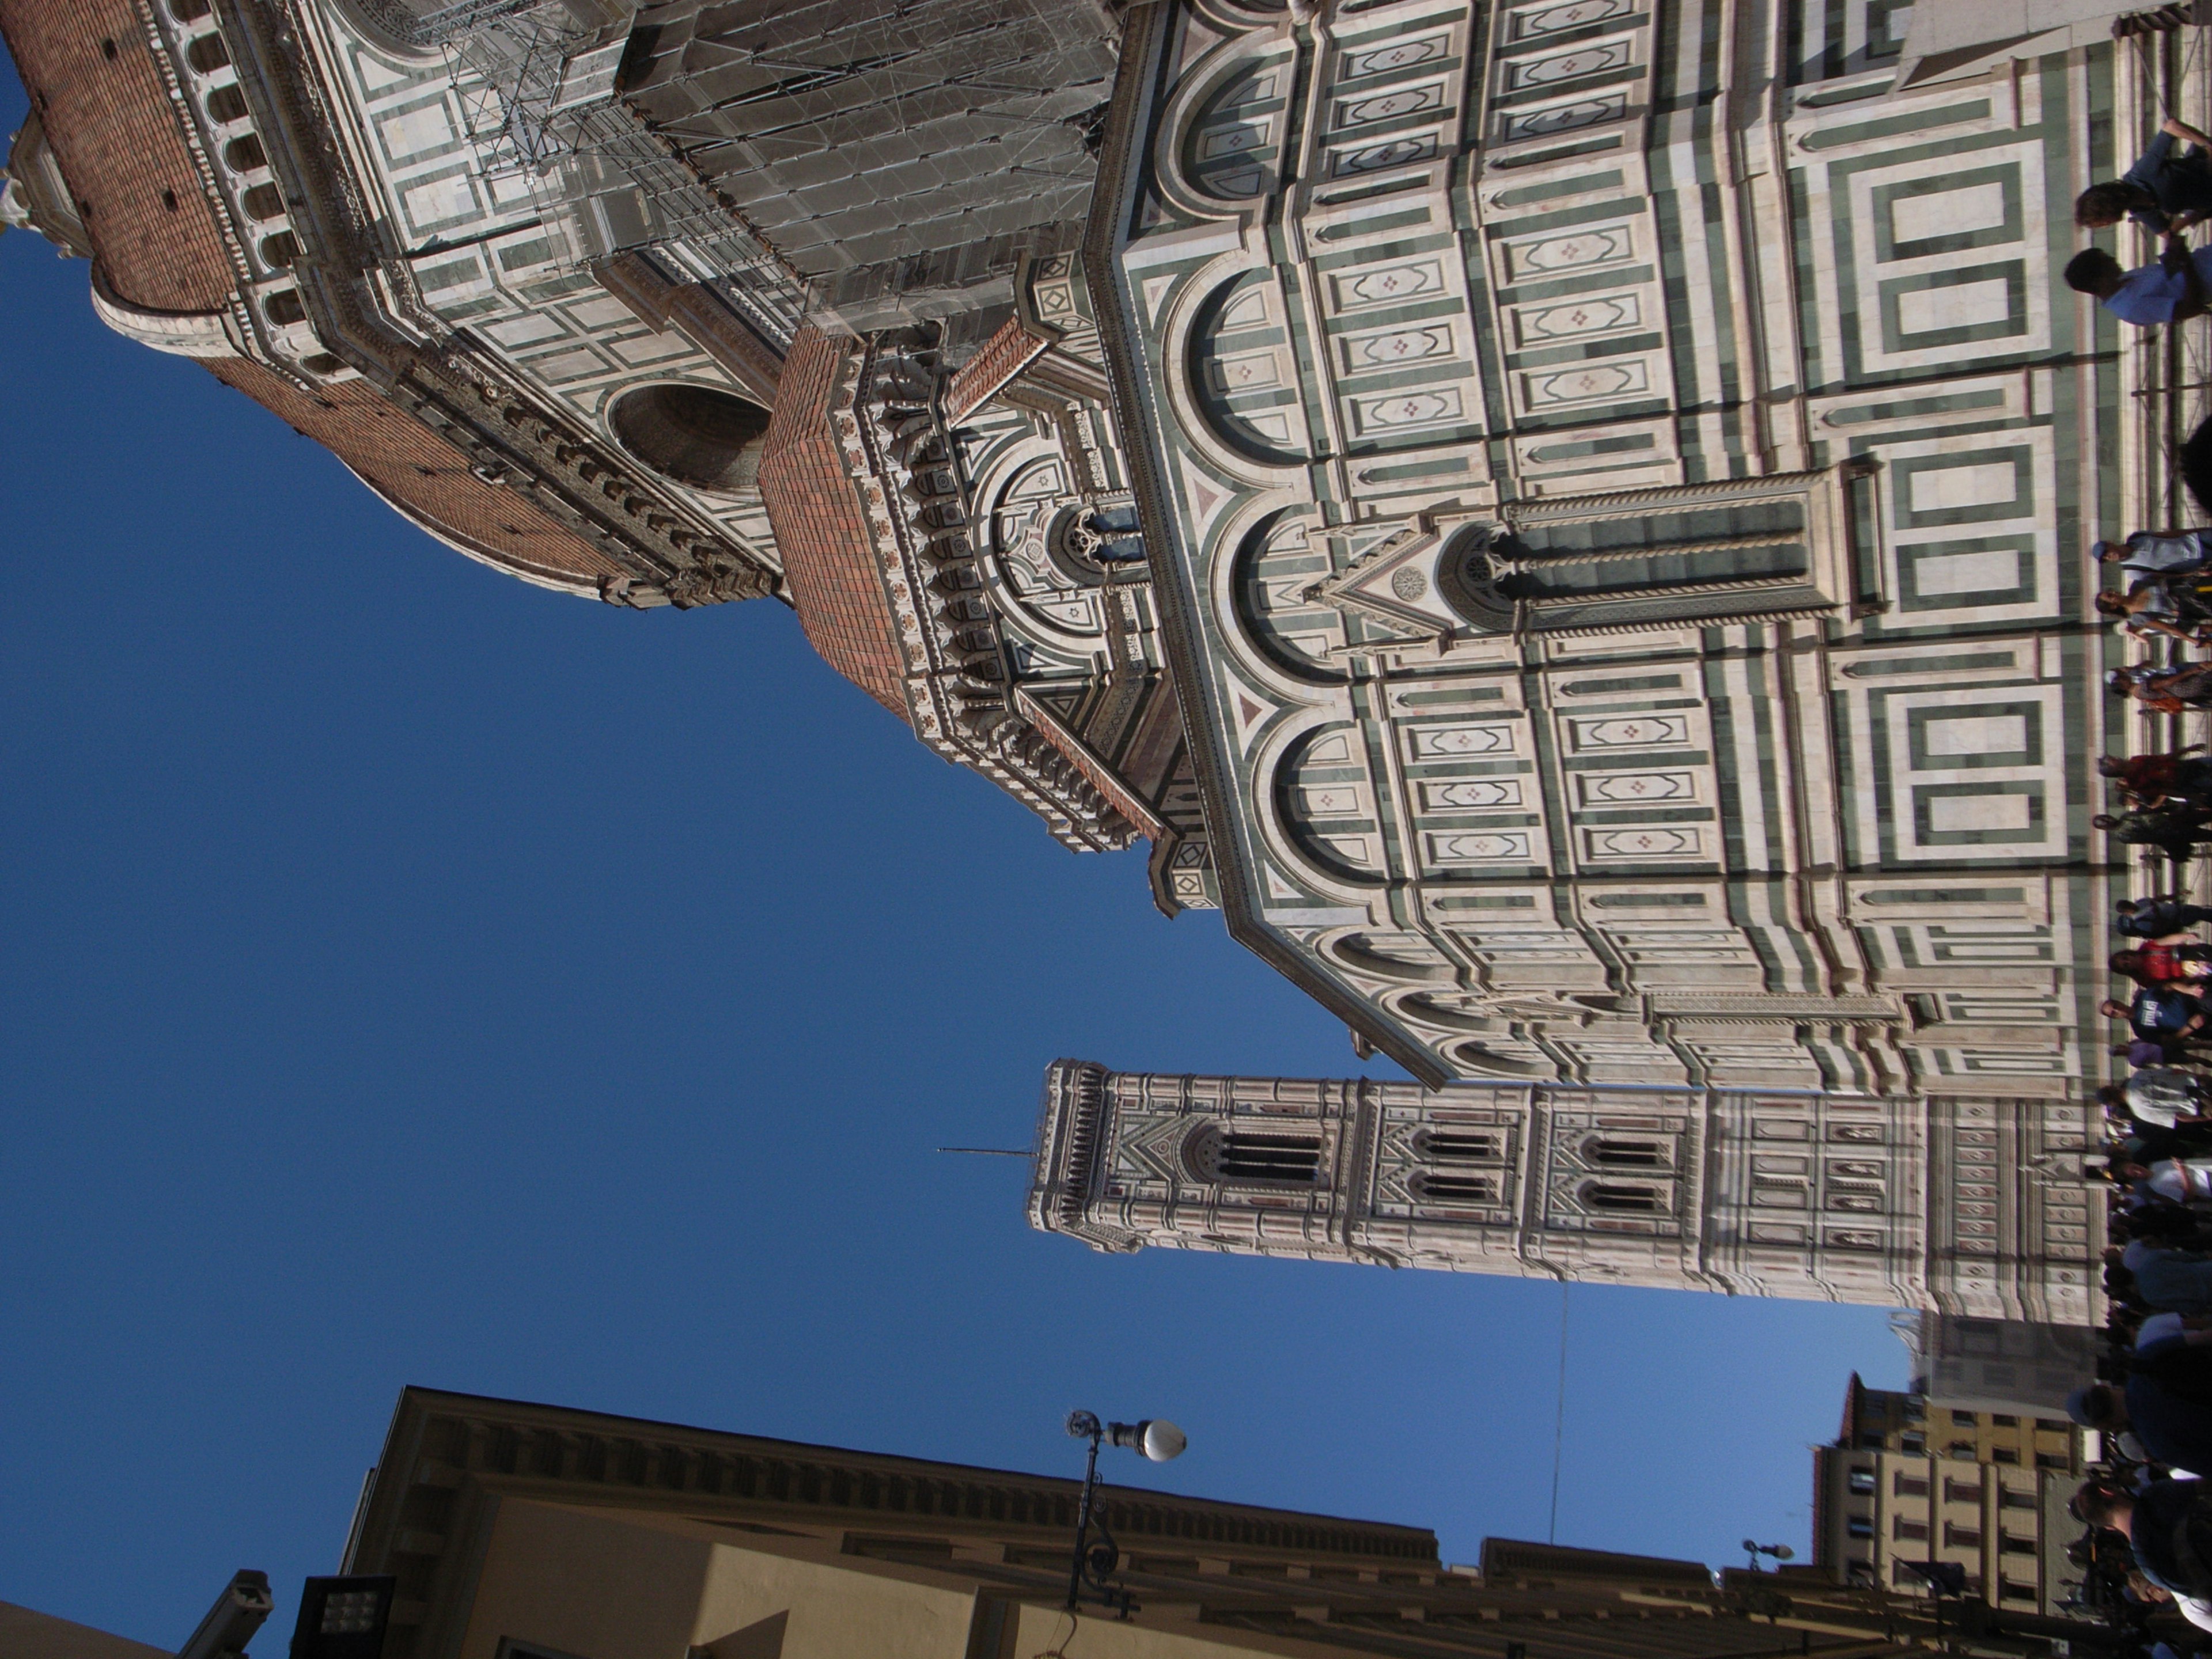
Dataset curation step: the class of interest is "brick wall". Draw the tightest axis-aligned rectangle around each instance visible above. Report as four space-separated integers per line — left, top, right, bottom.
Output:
759 327 911 715
206 360 628 589
0 0 234 310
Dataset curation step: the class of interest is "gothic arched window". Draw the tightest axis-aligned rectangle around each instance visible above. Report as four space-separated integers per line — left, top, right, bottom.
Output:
1184 1123 1322 1185
1582 1135 1666 1169
1415 1128 1499 1164
1411 1170 1495 1205
1581 1181 1662 1214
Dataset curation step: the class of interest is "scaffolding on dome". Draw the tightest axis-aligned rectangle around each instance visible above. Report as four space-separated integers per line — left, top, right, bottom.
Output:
438 1 810 349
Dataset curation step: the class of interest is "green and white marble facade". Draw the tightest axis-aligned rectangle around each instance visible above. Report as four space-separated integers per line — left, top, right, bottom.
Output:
1092 0 2140 1105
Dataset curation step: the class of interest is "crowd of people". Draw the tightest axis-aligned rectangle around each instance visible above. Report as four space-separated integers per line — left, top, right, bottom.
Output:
2041 97 2212 1645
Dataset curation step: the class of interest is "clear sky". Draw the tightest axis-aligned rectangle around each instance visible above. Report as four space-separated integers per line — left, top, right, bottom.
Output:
0 62 1907 1653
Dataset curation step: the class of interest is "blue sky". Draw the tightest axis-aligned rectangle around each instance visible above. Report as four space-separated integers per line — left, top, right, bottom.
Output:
0 62 1905 1652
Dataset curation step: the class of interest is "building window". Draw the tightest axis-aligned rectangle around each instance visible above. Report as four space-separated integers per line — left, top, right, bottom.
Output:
1410 1170 1495 1205
1999 1579 2037 1602
1900 1433 1925 1454
1944 1479 1983 1505
1581 1181 1661 1213
1848 1516 1875 1539
1894 1517 1929 1541
1991 1414 2017 1427
1849 1468 1877 1495
1416 1128 1500 1164
1582 1135 1666 1169
1999 1488 2036 1511
1952 1411 1978 1427
1944 1524 1982 1549
1895 1474 1929 1497
1990 1447 2017 1465
2035 1453 2066 1471
2000 1535 2036 1556
1948 1441 1976 1459
1904 1399 1926 1421
2037 1418 2067 1432
1184 1124 1322 1185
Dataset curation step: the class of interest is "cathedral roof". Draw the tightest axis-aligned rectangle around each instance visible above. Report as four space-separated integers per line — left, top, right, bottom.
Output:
205 360 632 592
0 0 232 312
756 325 911 714
0 0 661 599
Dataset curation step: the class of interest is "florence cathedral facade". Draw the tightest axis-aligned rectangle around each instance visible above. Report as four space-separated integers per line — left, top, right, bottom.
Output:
1 0 2180 1327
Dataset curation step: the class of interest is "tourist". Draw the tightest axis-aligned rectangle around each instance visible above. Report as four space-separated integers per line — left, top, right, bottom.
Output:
2109 664 2212 713
2122 1240 2212 1315
2094 582 2212 645
2094 809 2212 863
2077 117 2212 235
2113 944 2212 985
2072 1477 2212 1596
2118 896 2212 940
2101 750 2212 809
2105 987 2212 1044
2071 1336 2212 1476
2093 528 2212 577
2065 233 2212 328
2108 1067 2212 1126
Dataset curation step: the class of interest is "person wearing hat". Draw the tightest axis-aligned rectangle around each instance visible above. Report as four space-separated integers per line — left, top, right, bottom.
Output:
2068 1331 2212 1476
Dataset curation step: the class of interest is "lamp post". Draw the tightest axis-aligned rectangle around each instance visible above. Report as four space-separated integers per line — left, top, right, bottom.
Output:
1064 1410 1186 1617
1742 1540 1796 1572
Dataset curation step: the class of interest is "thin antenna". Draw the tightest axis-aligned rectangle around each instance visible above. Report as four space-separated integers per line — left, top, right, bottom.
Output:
937 1147 1030 1157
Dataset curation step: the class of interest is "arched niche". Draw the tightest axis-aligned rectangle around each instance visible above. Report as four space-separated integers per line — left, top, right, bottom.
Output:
1186 271 1312 467
608 382 770 498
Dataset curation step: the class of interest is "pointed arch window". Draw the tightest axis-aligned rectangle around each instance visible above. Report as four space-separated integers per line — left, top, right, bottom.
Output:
1415 1128 1501 1164
1184 1123 1322 1185
1582 1135 1667 1169
1581 1181 1662 1214
1410 1170 1496 1205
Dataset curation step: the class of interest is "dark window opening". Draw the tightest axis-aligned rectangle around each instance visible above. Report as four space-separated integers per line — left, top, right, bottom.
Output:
204 85 248 122
1422 1130 1499 1164
225 134 267 172
185 32 229 72
1583 1181 1661 1213
1849 1469 1876 1495
240 183 283 220
1186 1123 1322 1186
263 289 306 325
1411 1171 1494 1204
1586 1137 1665 1168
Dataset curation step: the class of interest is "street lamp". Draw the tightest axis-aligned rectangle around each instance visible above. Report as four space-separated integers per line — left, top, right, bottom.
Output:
1741 1540 1796 1571
1065 1409 1186 1616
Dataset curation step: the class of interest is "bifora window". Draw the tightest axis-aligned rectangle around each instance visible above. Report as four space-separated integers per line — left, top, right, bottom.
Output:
1184 1123 1322 1185
1580 1181 1662 1213
1582 1134 1666 1168
1416 1128 1500 1163
1410 1171 1495 1204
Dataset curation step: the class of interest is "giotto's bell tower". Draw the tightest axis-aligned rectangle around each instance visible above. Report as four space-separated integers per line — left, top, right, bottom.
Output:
1029 1061 2096 1320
